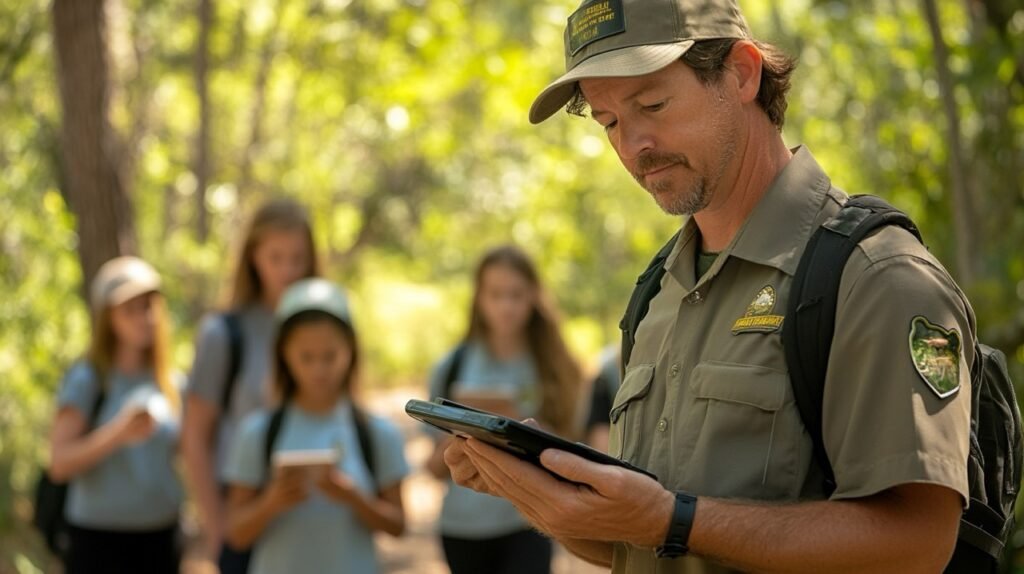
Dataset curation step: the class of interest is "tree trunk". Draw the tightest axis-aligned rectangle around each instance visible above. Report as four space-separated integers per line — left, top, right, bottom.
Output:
236 0 285 201
193 0 213 242
921 0 978 287
52 0 136 295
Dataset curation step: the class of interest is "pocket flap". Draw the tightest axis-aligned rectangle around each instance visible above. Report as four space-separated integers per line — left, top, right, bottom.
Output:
691 362 787 412
610 364 655 422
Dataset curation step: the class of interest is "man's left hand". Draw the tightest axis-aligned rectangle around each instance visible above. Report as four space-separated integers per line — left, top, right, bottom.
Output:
445 437 675 548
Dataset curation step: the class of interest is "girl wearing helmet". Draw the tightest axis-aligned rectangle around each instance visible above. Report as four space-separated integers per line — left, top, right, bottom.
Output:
223 278 408 574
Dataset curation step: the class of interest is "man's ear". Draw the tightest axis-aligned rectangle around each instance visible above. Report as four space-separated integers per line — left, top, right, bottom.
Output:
726 40 763 104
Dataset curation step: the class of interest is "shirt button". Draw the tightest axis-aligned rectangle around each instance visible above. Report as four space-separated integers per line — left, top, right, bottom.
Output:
670 364 680 377
687 291 704 304
657 418 668 432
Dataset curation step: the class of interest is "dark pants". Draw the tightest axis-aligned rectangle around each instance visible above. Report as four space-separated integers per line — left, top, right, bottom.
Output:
65 522 180 574
442 529 553 574
218 543 252 574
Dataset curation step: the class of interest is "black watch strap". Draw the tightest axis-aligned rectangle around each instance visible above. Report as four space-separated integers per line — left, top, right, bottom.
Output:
656 491 697 559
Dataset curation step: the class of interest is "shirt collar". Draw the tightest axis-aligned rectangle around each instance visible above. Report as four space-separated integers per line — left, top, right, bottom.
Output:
665 145 834 289
729 146 833 275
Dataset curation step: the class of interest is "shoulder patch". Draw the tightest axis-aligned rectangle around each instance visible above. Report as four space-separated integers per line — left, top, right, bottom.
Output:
909 315 962 399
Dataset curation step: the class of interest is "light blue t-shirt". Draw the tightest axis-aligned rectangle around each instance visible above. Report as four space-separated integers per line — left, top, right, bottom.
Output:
187 305 276 479
428 341 540 539
224 402 409 574
57 361 184 530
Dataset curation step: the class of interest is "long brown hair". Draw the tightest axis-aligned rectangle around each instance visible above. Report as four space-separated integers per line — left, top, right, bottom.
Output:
223 198 321 309
465 246 582 437
272 312 360 405
89 292 179 412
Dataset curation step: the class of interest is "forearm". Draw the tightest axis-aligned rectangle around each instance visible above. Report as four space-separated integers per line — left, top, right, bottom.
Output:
345 492 405 537
50 423 123 482
689 491 956 573
183 437 224 539
226 494 279 549
560 538 614 567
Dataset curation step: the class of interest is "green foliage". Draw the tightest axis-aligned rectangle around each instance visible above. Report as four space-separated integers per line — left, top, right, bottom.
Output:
1 0 1022 569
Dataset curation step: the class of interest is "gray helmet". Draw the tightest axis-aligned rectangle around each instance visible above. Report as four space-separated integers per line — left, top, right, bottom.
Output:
276 278 353 327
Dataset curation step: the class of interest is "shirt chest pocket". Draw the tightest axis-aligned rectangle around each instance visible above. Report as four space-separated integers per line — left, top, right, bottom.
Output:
608 364 654 462
677 361 807 500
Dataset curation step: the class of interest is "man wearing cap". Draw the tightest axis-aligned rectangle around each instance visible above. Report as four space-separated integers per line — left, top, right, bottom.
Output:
443 0 974 571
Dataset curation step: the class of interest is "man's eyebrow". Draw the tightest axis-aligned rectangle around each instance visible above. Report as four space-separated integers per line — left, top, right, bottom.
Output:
587 85 654 120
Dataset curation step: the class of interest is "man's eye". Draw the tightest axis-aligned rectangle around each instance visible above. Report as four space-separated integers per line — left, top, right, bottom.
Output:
642 101 666 112
603 120 618 132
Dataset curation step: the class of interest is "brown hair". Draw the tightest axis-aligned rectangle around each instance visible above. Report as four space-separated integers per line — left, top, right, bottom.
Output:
465 246 583 437
89 292 179 412
223 198 321 309
567 39 797 129
272 312 360 404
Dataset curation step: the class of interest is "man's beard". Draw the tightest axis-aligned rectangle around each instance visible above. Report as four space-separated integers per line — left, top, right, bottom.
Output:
631 152 712 216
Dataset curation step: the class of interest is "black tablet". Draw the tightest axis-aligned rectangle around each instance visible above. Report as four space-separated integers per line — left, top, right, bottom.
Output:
405 398 657 481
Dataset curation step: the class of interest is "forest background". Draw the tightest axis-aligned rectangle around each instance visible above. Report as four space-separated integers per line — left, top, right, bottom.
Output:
1 0 1022 571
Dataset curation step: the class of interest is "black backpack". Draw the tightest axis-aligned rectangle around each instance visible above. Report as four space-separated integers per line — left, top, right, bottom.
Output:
620 195 1022 572
436 343 469 400
33 374 106 558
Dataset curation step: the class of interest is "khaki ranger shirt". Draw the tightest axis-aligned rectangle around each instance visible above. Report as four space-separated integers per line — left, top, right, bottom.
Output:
609 147 974 573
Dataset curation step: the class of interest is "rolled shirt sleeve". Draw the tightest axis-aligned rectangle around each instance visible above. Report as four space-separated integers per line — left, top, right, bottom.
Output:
824 228 973 503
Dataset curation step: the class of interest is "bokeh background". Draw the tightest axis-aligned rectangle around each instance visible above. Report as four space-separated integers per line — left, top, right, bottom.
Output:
1 0 1022 572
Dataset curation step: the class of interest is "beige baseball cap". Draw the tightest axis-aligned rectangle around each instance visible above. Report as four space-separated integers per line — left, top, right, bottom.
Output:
529 0 751 124
91 256 162 310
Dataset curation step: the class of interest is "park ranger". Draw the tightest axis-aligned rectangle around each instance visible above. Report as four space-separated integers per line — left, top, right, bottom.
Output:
443 0 976 572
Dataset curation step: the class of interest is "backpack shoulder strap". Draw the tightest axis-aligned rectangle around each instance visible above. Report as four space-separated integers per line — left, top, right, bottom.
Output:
262 405 287 470
619 229 682 375
783 194 922 495
220 312 244 413
440 343 469 399
351 405 377 485
82 362 107 428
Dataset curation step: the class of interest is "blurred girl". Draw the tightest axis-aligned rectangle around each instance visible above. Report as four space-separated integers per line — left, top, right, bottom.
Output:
49 257 182 574
427 245 582 574
224 278 408 574
182 198 320 568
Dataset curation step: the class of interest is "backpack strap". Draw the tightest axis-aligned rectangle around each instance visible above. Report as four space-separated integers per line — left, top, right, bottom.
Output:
219 312 244 414
351 405 378 486
782 194 922 495
619 230 681 375
262 405 287 470
440 343 469 399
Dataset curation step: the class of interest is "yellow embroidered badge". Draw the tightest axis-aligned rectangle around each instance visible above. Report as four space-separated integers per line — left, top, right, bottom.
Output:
732 285 785 334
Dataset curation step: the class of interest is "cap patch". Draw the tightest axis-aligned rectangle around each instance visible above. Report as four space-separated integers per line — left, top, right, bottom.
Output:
909 315 962 399
568 0 626 56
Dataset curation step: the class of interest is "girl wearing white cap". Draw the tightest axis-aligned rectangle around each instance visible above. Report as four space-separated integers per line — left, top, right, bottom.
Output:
182 198 320 570
48 256 183 574
222 278 408 574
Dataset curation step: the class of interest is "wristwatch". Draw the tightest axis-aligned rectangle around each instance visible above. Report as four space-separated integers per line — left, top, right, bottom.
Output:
655 491 698 559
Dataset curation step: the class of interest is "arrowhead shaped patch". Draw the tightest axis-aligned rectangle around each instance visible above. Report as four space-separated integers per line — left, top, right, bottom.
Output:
909 316 962 399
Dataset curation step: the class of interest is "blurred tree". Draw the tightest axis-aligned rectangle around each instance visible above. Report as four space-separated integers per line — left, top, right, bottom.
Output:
51 0 137 291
